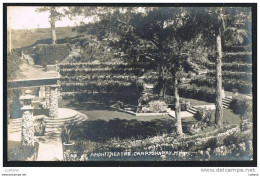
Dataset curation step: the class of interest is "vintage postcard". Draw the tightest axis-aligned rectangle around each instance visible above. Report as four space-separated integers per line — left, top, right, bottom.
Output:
4 4 256 167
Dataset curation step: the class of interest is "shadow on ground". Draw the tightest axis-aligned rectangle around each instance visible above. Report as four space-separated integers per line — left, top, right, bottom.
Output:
71 118 178 142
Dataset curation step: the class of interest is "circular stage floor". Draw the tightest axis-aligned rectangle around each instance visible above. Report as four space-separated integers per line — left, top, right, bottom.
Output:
57 108 77 119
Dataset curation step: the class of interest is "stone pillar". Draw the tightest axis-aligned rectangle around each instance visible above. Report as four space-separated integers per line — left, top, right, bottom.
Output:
21 111 34 147
49 85 59 118
38 86 46 98
45 86 50 108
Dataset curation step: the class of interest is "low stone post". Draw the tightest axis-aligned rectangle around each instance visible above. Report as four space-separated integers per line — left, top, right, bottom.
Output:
20 90 35 147
49 85 59 118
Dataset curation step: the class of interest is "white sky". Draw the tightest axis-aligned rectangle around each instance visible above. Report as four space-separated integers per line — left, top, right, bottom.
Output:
7 6 92 29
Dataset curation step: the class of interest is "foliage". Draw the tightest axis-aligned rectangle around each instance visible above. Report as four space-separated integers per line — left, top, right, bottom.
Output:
148 101 168 113
34 117 46 136
34 44 71 67
229 96 252 118
7 51 22 80
207 71 252 82
8 144 37 161
201 62 252 73
191 77 252 94
222 63 252 72
59 63 144 104
60 124 252 161
58 124 75 144
180 100 190 111
195 108 213 123
178 85 216 103
223 52 252 63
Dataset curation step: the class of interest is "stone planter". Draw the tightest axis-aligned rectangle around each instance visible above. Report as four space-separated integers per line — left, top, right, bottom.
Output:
62 142 75 152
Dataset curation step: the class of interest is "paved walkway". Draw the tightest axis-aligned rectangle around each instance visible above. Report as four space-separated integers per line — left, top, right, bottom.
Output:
35 129 63 161
168 110 194 118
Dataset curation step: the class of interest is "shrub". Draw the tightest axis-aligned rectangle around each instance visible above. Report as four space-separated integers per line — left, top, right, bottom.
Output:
202 62 252 72
207 71 252 81
8 144 36 161
180 100 190 111
34 117 46 136
178 85 216 103
191 77 252 94
229 96 252 118
223 52 252 63
148 101 167 113
34 44 71 67
195 108 213 123
223 133 238 146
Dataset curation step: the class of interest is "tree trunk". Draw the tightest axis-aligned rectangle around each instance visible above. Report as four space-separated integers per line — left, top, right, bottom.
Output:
215 29 223 127
50 7 57 45
173 70 182 135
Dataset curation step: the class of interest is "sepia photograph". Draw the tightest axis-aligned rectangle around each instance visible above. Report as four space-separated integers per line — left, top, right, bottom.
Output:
4 3 256 167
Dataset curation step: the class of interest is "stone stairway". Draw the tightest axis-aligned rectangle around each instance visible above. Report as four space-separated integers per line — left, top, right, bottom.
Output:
187 96 233 115
222 96 232 109
9 111 88 133
187 107 198 115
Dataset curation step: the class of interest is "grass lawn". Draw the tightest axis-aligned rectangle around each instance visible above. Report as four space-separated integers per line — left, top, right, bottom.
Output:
59 98 175 122
59 97 242 139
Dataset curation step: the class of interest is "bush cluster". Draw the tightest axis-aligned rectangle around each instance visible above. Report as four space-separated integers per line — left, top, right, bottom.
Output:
207 71 252 82
59 63 144 104
195 108 213 123
191 77 252 94
229 96 252 118
148 100 168 113
178 85 215 103
34 44 71 67
223 53 252 63
202 62 252 73
62 124 252 161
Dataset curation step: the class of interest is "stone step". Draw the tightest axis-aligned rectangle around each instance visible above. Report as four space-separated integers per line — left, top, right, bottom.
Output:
225 96 233 100
46 116 87 128
222 99 232 103
222 100 230 104
44 115 77 122
187 107 197 114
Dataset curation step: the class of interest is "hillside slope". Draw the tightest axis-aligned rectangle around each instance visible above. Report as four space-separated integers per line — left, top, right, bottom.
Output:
11 27 78 49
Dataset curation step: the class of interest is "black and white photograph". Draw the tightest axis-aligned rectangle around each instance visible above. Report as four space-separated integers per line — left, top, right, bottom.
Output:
3 3 257 168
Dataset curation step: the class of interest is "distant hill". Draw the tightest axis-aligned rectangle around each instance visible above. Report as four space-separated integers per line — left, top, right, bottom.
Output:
11 27 79 49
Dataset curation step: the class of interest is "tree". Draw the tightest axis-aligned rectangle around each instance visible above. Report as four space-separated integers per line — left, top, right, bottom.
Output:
193 7 251 127
79 7 201 135
7 51 22 120
36 7 64 45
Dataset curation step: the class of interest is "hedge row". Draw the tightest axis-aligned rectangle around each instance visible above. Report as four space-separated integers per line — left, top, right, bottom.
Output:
222 63 252 73
178 85 215 103
60 75 139 82
60 81 141 93
62 92 141 104
59 68 144 77
190 77 252 94
59 63 129 69
202 62 252 72
207 71 252 81
223 53 252 64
